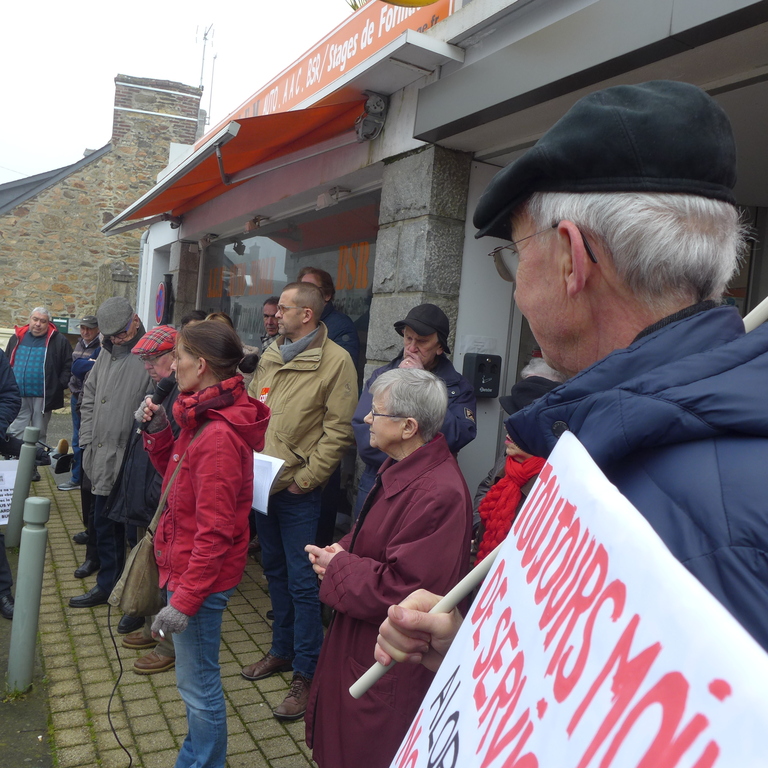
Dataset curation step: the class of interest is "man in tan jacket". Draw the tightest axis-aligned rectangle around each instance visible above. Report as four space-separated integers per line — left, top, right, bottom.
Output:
243 281 357 721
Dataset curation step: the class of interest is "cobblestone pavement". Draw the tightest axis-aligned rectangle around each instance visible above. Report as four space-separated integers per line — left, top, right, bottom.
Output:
30 465 316 768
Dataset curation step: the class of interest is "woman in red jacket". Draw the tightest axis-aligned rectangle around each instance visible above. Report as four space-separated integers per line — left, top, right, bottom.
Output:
139 321 269 768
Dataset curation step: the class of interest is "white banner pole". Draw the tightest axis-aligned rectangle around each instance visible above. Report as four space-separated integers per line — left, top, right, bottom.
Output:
349 541 504 699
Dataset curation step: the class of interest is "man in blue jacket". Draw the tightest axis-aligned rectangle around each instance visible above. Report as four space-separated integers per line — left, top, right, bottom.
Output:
376 81 768 665
352 303 476 518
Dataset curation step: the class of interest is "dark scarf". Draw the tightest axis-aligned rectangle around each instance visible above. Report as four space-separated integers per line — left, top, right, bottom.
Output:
173 375 244 430
476 455 545 564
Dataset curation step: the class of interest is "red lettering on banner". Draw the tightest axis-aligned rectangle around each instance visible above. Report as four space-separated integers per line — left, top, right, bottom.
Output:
515 467 561 568
603 672 712 768
543 544 609 678
708 679 731 701
552 579 626 703
536 527 592 629
527 500 577 586
472 608 518 710
569 614 662 767
470 565 508 649
476 645 537 768
396 709 423 768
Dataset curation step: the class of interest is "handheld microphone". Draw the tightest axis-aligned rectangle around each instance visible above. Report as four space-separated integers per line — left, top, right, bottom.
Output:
138 373 176 432
152 373 177 405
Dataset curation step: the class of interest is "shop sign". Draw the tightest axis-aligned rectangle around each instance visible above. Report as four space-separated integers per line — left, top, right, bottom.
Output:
204 0 453 135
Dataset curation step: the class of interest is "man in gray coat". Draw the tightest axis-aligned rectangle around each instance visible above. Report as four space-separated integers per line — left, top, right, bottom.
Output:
69 298 151 609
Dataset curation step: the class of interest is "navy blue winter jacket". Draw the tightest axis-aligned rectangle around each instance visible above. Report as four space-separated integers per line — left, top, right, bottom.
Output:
353 352 477 471
507 305 768 652
321 302 360 367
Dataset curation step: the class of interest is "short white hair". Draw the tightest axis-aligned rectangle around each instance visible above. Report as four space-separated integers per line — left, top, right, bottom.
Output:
520 358 566 383
370 368 447 443
523 192 749 311
30 307 52 321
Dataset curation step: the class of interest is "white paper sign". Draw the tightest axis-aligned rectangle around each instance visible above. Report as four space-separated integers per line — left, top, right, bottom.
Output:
0 460 18 525
252 452 284 514
391 432 768 768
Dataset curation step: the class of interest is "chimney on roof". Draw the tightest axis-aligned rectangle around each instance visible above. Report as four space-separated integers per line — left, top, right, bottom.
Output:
111 75 204 147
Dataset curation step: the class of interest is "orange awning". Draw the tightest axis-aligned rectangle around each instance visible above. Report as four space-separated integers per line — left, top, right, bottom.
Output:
107 100 366 229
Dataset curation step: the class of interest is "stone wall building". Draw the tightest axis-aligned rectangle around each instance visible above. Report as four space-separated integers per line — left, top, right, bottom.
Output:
0 75 203 329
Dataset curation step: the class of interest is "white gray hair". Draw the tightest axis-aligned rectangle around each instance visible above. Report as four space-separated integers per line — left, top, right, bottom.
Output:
520 358 566 383
523 192 749 311
370 368 447 443
30 307 52 320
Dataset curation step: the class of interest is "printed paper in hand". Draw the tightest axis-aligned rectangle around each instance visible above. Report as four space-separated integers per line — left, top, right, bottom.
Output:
0 460 18 525
252 453 284 514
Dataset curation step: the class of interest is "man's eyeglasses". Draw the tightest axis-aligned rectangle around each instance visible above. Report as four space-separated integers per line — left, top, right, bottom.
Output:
488 222 599 283
139 350 172 364
276 304 305 314
110 318 135 340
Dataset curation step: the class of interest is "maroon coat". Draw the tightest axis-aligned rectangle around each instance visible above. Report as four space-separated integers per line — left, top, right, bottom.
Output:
306 433 472 768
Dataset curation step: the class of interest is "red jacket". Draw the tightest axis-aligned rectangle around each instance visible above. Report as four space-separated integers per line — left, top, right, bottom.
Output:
143 386 270 617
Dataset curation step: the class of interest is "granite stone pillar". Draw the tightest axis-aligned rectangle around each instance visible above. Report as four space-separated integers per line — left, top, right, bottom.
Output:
169 241 200 323
367 145 471 373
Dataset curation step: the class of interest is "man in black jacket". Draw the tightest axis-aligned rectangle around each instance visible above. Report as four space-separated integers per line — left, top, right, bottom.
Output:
0 348 22 619
105 326 180 673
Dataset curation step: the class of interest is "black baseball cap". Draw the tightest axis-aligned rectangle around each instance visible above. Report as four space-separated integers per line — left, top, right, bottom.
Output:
474 81 737 240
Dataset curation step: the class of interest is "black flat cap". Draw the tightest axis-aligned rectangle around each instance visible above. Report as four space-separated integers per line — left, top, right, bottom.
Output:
499 376 560 415
474 81 737 240
394 303 451 354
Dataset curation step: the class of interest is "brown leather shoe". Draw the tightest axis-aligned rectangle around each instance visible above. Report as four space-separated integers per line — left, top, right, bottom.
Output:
273 673 311 721
122 631 158 651
241 653 292 681
133 650 175 675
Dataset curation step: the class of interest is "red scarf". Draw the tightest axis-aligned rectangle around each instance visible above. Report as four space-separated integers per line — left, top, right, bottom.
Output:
476 455 545 563
173 375 245 430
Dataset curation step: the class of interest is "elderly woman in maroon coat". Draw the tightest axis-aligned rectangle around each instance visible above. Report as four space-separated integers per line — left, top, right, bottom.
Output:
304 368 473 768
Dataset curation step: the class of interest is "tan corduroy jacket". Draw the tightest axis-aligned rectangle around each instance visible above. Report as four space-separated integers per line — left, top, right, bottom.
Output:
248 323 357 494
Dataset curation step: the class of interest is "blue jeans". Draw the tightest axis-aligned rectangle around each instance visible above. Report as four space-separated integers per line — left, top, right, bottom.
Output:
70 394 82 485
94 495 125 594
255 487 323 679
171 588 234 768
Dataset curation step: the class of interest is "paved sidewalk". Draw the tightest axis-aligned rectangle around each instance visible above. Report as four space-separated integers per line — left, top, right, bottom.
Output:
29 466 316 768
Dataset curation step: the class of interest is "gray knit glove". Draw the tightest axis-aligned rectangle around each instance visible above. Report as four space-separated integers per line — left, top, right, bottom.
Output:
134 401 169 433
151 605 190 636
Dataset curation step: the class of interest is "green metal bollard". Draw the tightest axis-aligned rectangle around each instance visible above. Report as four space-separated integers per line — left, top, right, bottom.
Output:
6 497 50 694
5 426 40 548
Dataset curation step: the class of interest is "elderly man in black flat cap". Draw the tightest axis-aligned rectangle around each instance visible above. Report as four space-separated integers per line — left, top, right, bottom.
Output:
376 81 768 668
351 303 477 519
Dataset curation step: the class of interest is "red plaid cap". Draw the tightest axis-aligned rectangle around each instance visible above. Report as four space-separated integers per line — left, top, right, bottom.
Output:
132 325 177 356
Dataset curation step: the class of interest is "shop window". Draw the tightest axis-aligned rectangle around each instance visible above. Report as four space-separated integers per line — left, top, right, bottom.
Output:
200 198 379 370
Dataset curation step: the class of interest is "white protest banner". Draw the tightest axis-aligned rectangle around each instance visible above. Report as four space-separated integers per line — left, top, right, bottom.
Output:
0 460 17 525
391 431 768 768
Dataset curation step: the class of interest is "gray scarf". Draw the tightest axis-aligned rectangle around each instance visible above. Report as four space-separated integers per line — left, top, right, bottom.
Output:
280 327 320 363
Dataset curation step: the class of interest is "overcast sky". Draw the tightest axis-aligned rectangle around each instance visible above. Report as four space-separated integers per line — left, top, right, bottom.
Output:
0 0 354 185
